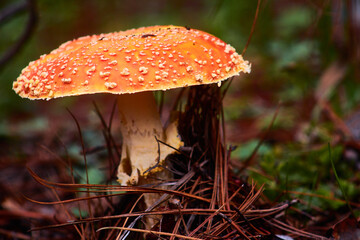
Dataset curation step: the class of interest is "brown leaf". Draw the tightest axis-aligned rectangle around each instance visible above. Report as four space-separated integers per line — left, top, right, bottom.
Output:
332 216 360 240
315 61 346 102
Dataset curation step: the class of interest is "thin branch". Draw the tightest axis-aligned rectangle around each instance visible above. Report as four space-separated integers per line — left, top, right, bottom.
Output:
0 0 38 69
242 0 261 56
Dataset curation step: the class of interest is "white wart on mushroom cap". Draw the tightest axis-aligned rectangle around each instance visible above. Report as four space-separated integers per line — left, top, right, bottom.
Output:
12 25 251 185
13 25 250 99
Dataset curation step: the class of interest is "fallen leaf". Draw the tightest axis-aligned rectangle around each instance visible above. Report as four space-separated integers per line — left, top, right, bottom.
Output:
331 216 360 240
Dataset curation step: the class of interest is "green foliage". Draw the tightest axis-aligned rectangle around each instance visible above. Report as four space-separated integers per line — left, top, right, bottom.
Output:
231 139 271 160
71 207 89 218
275 7 313 38
233 142 360 211
68 127 108 185
269 40 316 69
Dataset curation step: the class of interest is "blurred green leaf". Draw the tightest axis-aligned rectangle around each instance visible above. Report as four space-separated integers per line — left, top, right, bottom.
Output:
276 7 313 38
71 207 89 218
269 40 316 69
232 139 271 160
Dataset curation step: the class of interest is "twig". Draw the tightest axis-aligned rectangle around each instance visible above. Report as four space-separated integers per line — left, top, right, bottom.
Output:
67 109 96 238
0 0 38 69
242 0 261 56
99 226 202 240
328 143 354 216
238 102 281 173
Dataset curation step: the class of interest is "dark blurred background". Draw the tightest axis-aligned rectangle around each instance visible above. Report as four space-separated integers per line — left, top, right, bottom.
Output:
1 0 359 125
1 0 360 228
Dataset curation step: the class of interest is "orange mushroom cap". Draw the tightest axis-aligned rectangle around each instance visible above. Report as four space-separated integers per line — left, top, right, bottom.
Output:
13 25 251 100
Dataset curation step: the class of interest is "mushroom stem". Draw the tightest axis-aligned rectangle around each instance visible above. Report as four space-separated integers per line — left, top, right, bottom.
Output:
116 91 180 186
117 92 182 229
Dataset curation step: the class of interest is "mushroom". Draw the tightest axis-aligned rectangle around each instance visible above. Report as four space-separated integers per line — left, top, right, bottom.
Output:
13 25 250 195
